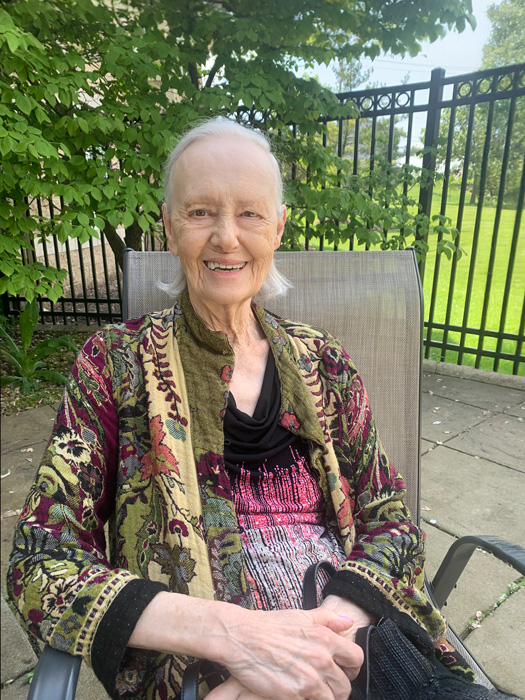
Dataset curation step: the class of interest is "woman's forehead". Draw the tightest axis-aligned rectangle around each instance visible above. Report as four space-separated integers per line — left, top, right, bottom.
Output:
171 136 277 195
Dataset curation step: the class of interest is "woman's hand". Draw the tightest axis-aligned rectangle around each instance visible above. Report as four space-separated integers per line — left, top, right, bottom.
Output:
129 592 364 699
321 595 377 643
208 606 363 700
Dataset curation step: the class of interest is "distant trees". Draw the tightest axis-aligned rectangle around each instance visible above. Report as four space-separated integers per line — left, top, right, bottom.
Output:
325 58 406 169
478 0 525 205
482 0 524 68
436 0 524 207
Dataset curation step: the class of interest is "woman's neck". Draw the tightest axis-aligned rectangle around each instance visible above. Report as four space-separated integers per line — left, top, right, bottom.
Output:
188 293 264 350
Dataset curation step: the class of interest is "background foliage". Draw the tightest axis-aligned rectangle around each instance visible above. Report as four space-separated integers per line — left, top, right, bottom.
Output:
1 0 475 301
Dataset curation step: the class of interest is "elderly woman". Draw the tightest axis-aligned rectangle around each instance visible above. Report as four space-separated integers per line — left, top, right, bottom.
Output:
7 119 495 700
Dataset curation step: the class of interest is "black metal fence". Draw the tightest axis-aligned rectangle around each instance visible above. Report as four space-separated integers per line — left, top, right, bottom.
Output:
3 64 524 375
302 63 525 375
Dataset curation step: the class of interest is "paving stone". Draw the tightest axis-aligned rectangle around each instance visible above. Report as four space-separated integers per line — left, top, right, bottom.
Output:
504 401 525 418
423 362 525 391
1 406 56 454
421 439 434 455
1 597 37 685
421 446 525 544
465 586 525 697
75 661 112 700
421 393 487 443
1 445 44 513
422 524 518 636
446 413 525 472
0 676 34 700
422 374 525 412
1 448 44 598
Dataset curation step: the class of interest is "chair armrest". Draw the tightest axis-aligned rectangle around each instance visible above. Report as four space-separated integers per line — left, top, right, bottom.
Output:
27 645 81 700
430 535 525 609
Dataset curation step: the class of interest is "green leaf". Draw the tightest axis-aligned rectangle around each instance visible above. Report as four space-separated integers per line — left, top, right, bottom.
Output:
19 299 39 352
16 94 32 115
91 187 102 202
0 260 15 276
34 369 69 385
0 135 14 156
5 33 20 54
77 117 89 133
122 210 134 228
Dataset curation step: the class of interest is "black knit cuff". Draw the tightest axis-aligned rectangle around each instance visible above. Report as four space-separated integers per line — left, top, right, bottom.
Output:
91 579 168 697
323 569 435 654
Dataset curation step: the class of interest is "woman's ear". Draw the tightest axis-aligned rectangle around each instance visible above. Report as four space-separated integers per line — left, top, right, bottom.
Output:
162 204 178 256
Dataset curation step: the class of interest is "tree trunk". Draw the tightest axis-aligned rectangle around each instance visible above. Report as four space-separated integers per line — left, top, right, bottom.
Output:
103 221 125 270
124 221 143 252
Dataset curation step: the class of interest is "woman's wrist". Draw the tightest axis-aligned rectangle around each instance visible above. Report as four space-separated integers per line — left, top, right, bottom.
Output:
321 594 377 632
127 591 237 661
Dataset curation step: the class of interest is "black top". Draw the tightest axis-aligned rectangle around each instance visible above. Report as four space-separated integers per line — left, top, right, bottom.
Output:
224 352 310 478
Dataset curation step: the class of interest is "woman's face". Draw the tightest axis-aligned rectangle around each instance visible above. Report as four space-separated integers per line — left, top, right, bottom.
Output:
163 135 286 316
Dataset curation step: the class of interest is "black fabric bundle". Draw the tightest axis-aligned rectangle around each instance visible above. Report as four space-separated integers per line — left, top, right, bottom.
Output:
350 617 518 700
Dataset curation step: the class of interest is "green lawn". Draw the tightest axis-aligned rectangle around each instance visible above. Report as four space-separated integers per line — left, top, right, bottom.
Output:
422 186 523 376
310 186 524 375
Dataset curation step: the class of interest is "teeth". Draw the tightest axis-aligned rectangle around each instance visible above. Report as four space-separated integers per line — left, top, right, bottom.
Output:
205 262 246 271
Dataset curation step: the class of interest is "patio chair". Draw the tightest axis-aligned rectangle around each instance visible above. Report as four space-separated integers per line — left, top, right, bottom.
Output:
27 249 525 700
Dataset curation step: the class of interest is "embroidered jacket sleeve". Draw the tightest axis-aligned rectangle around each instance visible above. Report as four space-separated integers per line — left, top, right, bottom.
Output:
304 333 447 648
6 330 167 695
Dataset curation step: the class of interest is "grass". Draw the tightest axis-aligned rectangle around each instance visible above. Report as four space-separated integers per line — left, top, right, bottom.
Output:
422 186 524 375
313 185 524 375
0 327 93 416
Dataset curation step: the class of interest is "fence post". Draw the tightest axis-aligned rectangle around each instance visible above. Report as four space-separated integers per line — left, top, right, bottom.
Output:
417 67 446 282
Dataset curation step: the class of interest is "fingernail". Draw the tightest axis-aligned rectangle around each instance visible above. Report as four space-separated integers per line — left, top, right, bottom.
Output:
339 615 354 622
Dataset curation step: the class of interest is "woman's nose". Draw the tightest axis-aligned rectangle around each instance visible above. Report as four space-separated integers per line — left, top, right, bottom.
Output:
211 216 239 249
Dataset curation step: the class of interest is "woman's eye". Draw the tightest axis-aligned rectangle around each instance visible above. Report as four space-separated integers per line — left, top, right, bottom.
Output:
191 209 208 217
241 211 257 218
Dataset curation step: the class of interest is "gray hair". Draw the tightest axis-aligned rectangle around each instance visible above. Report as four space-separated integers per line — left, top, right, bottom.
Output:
161 117 291 301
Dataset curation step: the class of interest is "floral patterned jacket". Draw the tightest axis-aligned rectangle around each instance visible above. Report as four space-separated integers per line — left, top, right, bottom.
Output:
7 290 465 699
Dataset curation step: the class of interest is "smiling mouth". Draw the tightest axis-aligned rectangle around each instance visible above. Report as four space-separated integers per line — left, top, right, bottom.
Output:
205 261 247 271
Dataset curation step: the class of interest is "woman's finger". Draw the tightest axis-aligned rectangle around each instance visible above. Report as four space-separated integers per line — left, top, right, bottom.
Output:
333 637 364 680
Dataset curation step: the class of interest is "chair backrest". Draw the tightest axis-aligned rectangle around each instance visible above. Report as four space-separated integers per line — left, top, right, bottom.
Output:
122 249 423 521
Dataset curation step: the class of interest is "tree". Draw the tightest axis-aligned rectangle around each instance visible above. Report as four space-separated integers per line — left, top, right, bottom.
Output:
482 0 524 68
434 0 524 207
328 58 372 159
478 0 525 205
326 59 406 169
1 0 475 301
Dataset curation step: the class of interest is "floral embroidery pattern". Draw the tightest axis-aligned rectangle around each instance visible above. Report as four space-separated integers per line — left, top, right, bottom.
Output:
279 409 301 432
220 365 233 383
